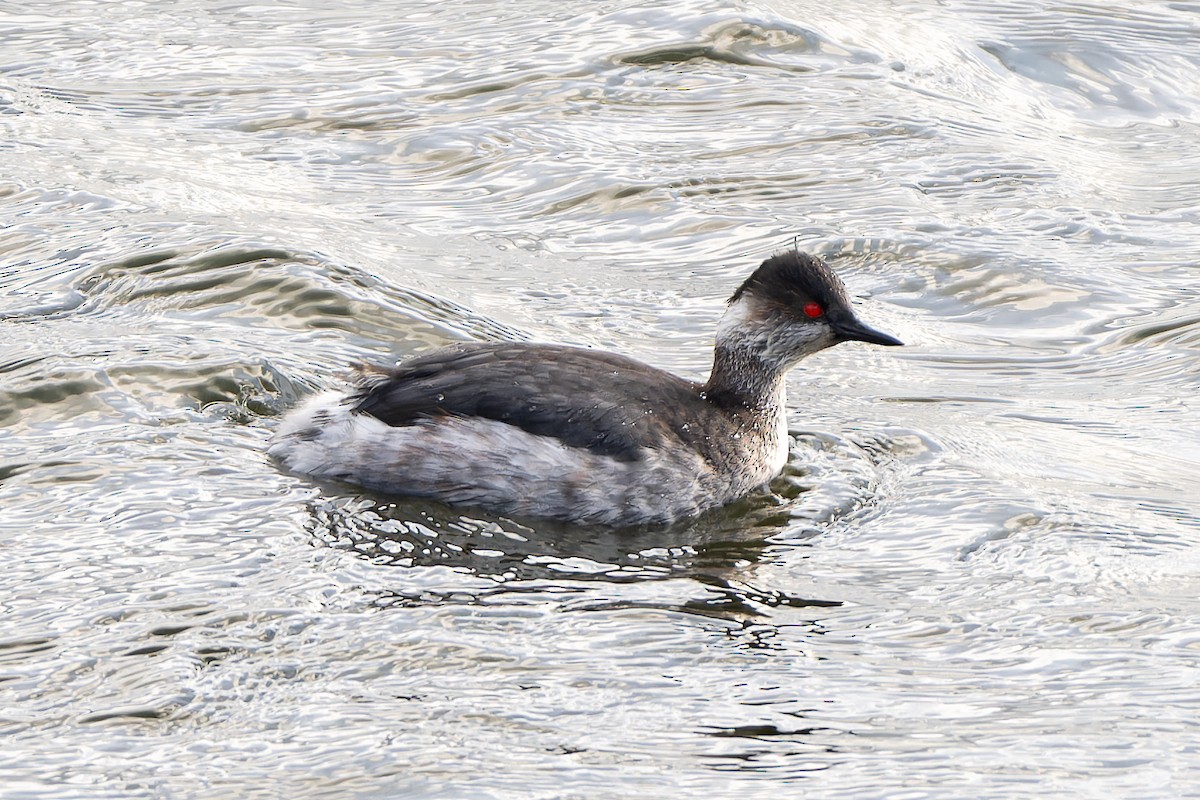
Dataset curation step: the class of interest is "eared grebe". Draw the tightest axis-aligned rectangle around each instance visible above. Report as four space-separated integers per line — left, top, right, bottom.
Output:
269 251 902 526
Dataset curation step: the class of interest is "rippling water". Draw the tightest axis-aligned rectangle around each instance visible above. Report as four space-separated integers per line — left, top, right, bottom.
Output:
3 1 1199 797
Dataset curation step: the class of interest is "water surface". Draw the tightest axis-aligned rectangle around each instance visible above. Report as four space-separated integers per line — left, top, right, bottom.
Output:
2 1 1200 797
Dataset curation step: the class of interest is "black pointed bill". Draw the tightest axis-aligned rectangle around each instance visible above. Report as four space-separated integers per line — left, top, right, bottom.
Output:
831 315 904 347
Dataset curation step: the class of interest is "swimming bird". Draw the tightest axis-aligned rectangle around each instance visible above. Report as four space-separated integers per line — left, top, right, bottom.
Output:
269 251 902 526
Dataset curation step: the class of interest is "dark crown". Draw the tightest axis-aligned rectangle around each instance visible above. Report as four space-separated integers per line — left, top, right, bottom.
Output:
729 251 851 313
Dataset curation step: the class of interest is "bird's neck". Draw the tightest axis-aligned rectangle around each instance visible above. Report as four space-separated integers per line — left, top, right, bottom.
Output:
702 298 802 410
702 342 789 411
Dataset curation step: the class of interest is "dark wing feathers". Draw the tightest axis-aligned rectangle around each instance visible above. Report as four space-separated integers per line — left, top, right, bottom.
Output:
351 343 704 461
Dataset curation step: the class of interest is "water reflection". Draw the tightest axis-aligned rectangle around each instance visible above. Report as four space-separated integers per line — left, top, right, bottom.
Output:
307 494 777 578
301 469 850 619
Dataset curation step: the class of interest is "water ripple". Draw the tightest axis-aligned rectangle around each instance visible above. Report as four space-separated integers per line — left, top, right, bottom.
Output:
3 0 1200 796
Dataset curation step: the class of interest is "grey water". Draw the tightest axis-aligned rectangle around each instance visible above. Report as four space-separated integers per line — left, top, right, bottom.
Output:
2 1 1199 797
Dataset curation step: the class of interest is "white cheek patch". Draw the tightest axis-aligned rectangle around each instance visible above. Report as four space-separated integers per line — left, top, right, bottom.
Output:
718 297 833 368
763 322 833 362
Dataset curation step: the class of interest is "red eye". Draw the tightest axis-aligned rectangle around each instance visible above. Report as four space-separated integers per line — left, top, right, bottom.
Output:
802 302 823 318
